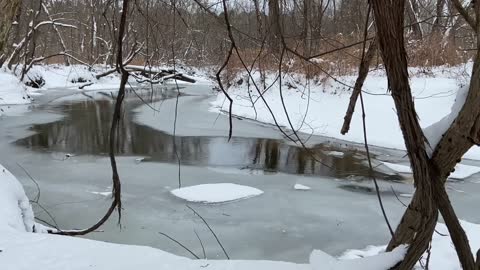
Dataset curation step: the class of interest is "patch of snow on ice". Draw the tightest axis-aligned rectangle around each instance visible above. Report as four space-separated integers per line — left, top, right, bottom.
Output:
294 184 311 190
171 183 263 203
89 191 113 197
449 163 480 179
326 151 345 158
382 162 412 174
382 161 480 179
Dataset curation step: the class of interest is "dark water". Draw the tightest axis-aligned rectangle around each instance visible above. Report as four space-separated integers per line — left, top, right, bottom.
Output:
15 89 396 179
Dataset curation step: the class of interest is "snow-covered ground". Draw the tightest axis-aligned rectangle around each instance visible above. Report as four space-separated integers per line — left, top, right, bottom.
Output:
1 64 208 114
0 70 33 116
210 64 480 159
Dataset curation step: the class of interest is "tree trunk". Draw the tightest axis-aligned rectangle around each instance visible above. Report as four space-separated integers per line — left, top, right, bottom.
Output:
341 39 377 135
406 0 423 39
268 0 281 54
0 0 21 65
432 0 446 35
303 0 313 58
370 1 439 269
371 1 479 268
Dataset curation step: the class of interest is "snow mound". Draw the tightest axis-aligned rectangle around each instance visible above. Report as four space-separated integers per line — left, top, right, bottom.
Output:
171 183 263 203
294 184 311 190
0 164 35 232
382 161 480 179
310 245 407 270
0 71 31 106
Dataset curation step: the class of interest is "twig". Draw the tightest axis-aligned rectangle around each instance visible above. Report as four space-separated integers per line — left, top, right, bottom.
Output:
17 163 40 203
357 4 394 237
194 229 207 259
187 205 230 259
158 232 200 259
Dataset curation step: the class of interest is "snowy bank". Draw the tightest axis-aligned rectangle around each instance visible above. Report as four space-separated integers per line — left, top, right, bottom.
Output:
0 164 35 232
0 70 31 116
210 65 480 159
171 183 263 203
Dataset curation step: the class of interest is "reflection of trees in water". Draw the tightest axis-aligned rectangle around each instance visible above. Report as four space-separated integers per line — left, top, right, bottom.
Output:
18 99 389 178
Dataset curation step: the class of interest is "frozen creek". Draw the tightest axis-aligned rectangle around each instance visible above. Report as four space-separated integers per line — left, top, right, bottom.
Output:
1 84 480 263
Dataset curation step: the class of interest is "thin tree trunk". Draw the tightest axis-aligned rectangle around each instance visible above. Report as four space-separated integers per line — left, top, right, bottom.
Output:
268 0 281 54
432 0 446 35
303 0 313 58
0 0 21 65
341 39 376 135
406 0 423 39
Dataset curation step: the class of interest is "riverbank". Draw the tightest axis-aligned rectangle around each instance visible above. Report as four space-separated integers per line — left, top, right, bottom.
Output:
1 64 480 269
209 63 480 160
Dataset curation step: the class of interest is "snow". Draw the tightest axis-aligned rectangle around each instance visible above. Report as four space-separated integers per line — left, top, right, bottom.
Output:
382 162 414 174
341 220 480 270
0 70 31 109
294 184 311 190
382 161 480 179
424 85 470 156
326 151 345 158
89 191 113 197
170 183 263 203
0 164 35 232
0 230 310 270
210 64 480 160
310 245 407 270
23 64 120 90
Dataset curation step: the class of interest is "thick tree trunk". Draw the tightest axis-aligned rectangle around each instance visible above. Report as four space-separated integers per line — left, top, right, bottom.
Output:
371 1 480 269
370 1 440 269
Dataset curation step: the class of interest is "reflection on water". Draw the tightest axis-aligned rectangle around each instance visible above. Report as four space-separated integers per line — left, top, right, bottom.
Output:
16 90 393 179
